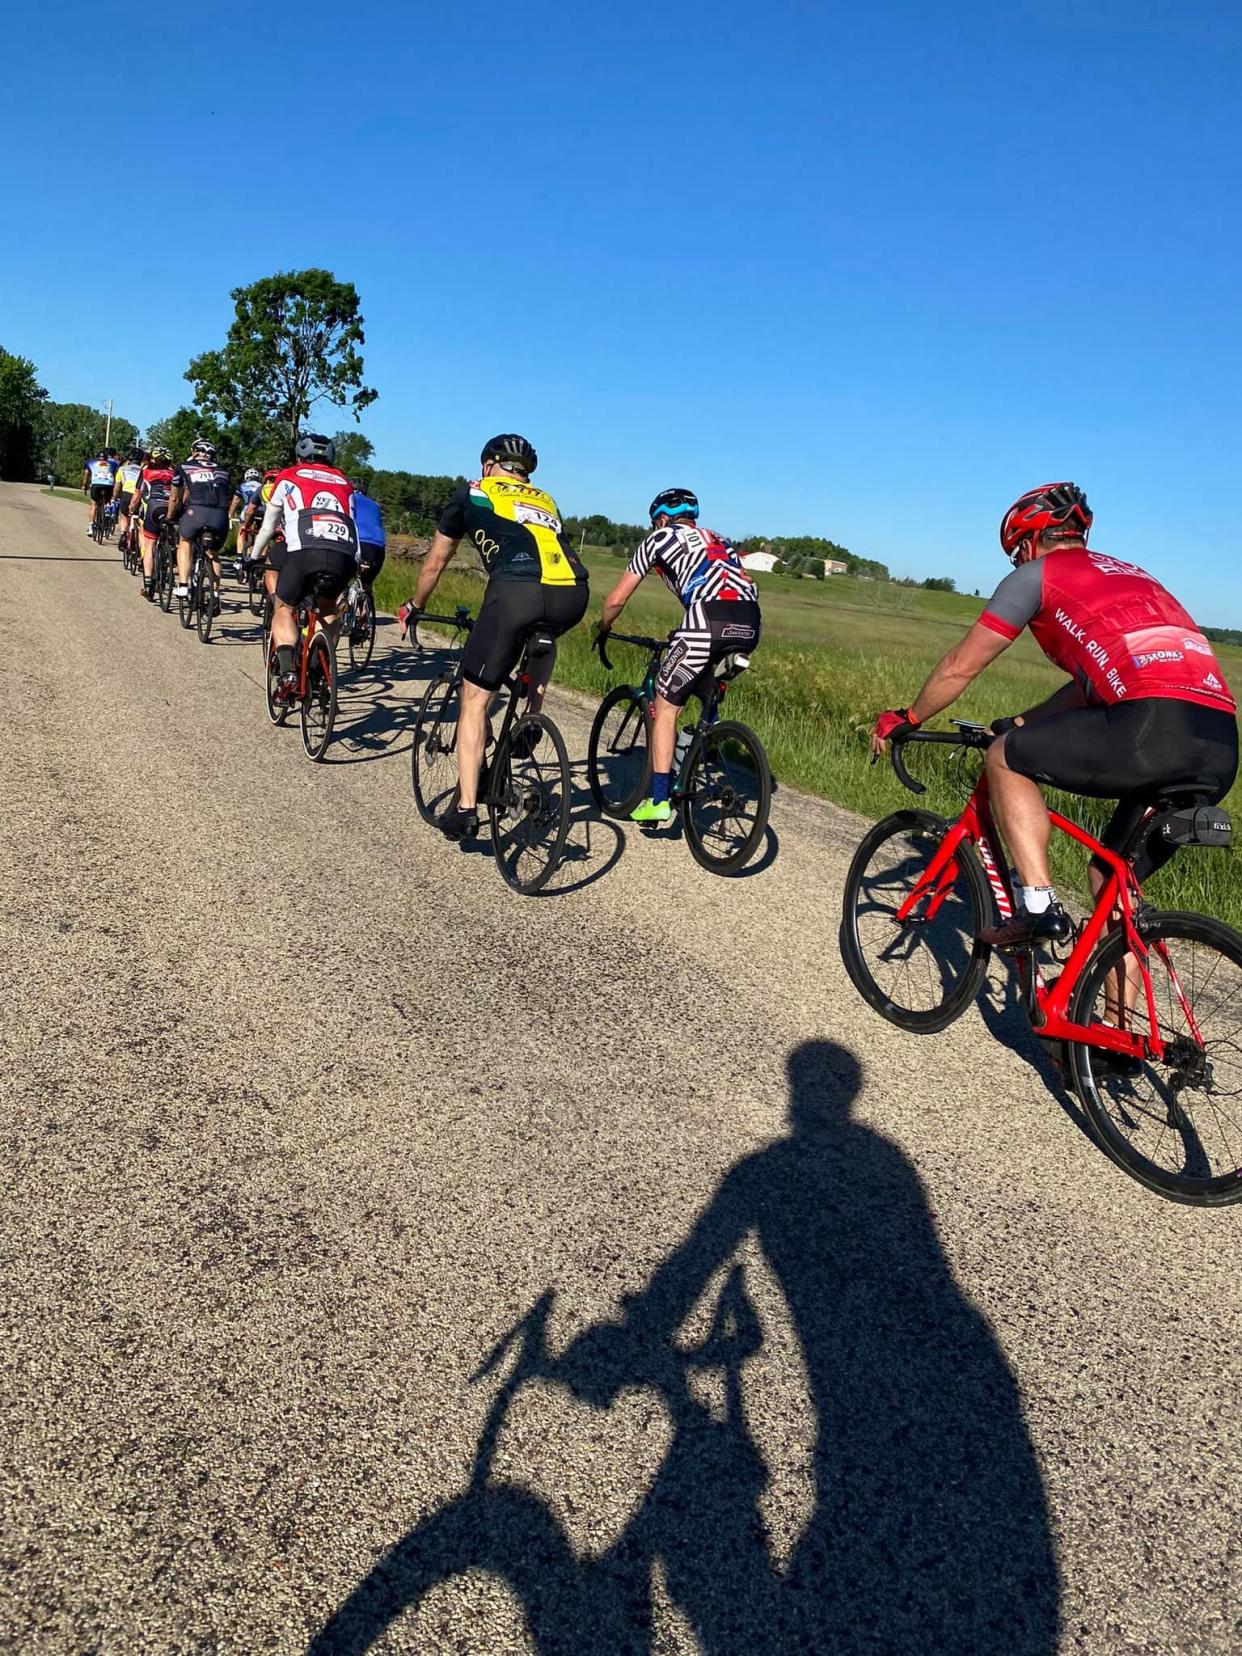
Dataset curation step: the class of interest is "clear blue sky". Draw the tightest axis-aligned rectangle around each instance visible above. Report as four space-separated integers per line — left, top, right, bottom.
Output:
5 1 1240 617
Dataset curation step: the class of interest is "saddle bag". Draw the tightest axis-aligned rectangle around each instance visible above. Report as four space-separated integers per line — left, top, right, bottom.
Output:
1157 805 1233 848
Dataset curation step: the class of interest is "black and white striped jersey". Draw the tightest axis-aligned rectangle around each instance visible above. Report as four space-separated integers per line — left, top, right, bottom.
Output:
627 524 758 609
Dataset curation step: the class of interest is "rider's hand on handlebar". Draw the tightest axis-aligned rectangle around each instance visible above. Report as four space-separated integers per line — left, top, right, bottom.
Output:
870 706 920 758
989 714 1024 736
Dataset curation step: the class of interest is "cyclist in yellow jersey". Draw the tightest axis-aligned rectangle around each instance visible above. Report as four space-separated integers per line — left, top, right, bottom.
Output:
403 433 589 841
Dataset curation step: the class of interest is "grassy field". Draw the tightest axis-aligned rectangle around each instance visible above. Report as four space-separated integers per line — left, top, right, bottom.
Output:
359 547 1233 927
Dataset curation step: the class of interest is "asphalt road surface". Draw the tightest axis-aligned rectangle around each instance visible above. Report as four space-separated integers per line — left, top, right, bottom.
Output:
2 483 1239 1655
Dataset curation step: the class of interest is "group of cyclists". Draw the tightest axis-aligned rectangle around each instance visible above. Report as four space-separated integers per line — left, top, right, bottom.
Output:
88 430 1238 948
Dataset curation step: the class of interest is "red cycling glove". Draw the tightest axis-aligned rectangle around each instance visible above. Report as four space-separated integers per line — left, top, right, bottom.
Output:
872 707 920 744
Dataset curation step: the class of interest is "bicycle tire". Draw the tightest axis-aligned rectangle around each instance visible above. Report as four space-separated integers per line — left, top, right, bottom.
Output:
248 573 265 618
265 640 289 727
1068 910 1242 1206
177 565 195 629
259 592 274 661
680 719 772 875
411 674 460 824
488 713 572 895
195 561 215 643
840 808 992 1033
300 634 336 761
587 685 651 817
156 544 174 612
347 586 376 673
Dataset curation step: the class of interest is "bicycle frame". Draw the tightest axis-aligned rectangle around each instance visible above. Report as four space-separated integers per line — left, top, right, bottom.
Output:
896 764 1199 1064
602 634 733 794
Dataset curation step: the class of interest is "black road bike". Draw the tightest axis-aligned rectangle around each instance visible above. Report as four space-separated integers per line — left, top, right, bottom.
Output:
154 516 178 612
411 605 573 895
177 524 223 642
588 632 772 875
340 568 376 673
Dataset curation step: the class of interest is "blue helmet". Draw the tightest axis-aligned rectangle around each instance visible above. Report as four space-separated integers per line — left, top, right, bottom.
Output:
649 487 699 523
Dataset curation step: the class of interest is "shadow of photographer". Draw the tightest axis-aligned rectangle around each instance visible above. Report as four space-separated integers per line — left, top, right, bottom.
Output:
310 1040 1059 1654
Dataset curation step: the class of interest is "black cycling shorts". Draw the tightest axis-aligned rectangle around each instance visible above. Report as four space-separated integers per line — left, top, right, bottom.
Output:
90 483 113 504
178 505 229 548
118 491 134 516
359 542 386 585
461 579 590 692
265 536 289 573
275 543 356 609
140 501 168 539
659 599 762 707
1005 697 1238 879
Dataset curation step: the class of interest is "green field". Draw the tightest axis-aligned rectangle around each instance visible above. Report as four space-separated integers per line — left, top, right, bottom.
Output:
368 548 1235 927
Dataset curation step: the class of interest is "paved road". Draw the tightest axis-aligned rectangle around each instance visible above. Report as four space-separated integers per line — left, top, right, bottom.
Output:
1 483 1238 1655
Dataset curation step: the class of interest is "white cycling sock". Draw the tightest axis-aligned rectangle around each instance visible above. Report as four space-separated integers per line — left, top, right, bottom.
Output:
1022 885 1056 914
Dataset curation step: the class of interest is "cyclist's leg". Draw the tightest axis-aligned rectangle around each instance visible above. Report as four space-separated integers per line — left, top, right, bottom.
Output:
457 582 542 811
651 607 713 789
358 541 385 591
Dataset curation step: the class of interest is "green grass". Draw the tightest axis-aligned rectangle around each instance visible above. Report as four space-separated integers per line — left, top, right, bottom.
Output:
377 552 1242 926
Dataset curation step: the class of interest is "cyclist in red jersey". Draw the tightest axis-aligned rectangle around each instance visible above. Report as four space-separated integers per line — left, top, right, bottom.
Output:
872 482 1237 949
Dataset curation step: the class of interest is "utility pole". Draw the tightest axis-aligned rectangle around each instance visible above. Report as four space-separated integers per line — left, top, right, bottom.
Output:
104 399 113 448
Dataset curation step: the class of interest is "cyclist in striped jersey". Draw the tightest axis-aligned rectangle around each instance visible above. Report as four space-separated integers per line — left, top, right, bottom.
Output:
597 488 762 822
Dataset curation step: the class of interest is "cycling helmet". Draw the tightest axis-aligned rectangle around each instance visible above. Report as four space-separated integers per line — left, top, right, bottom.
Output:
481 433 537 475
294 432 336 463
244 467 261 481
190 438 216 460
263 468 280 481
649 487 700 523
1000 482 1092 565
149 444 170 463
129 447 144 463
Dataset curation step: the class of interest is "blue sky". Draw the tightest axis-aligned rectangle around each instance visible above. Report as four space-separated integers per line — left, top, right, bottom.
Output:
4 1 1240 616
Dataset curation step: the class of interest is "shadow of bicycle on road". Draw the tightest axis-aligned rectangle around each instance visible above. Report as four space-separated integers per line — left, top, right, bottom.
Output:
309 1039 1060 1655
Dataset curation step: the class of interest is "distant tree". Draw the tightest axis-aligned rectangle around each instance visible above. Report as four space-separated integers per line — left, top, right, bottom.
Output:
186 269 377 450
38 401 138 484
921 576 957 593
0 347 47 480
332 429 375 483
809 559 826 580
771 559 786 575
145 407 240 473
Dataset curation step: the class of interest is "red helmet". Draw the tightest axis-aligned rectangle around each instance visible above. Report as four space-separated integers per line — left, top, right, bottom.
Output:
999 482 1092 565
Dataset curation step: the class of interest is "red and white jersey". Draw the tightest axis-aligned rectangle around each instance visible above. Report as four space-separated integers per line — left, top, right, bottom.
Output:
980 547 1235 712
269 463 358 555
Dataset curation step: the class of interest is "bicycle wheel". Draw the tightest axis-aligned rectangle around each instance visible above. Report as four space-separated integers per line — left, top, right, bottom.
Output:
488 714 572 895
92 505 104 545
247 571 265 618
195 562 215 643
156 545 174 612
347 586 376 673
258 592 274 661
300 634 337 761
587 685 651 817
177 562 195 629
1068 911 1242 1205
680 719 772 875
411 674 461 825
265 639 289 727
840 808 992 1033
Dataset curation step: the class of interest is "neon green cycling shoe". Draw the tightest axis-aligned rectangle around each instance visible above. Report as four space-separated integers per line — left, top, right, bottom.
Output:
631 796 673 823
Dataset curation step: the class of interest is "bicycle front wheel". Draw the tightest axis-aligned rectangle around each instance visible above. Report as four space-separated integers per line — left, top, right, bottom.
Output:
347 586 376 672
1068 911 1242 1205
840 809 992 1032
488 713 572 895
587 685 651 817
301 634 337 761
680 719 771 875
411 673 460 824
196 563 215 643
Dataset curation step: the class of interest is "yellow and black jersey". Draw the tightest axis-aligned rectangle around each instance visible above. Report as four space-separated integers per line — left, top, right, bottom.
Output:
437 476 587 586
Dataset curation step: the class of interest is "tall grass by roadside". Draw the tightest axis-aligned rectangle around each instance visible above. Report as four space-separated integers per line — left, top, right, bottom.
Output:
374 554 1242 926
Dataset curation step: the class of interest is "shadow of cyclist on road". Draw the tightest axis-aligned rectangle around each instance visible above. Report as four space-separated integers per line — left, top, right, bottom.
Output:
310 1039 1059 1654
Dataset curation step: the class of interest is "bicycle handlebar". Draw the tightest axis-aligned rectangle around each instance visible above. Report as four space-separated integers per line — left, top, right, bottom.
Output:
595 630 664 673
888 725 994 796
419 603 474 631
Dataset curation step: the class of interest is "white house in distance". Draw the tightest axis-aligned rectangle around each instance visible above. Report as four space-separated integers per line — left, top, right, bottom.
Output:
740 549 849 576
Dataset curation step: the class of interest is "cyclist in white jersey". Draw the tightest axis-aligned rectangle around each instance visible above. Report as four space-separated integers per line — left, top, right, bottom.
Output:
597 488 762 822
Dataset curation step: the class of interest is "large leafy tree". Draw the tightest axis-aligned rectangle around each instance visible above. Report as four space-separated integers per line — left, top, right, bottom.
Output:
187 269 377 450
0 347 48 481
38 401 138 484
332 429 375 483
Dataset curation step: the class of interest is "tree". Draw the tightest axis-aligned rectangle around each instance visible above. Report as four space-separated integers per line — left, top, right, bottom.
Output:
186 269 377 450
145 407 239 472
0 347 47 481
332 429 375 483
37 401 138 484
808 559 826 580
922 576 957 593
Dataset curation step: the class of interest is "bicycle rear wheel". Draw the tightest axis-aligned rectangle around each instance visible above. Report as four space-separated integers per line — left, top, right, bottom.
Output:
347 585 376 672
195 561 215 643
156 544 174 612
177 563 195 629
1068 911 1242 1205
840 808 992 1032
488 713 572 895
300 634 337 761
265 640 289 726
587 685 651 817
411 673 460 824
247 570 265 617
680 719 771 875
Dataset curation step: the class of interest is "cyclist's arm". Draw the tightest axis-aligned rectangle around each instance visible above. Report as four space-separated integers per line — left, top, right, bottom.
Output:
228 492 242 517
411 530 458 609
908 623 1012 724
251 496 283 559
598 570 642 632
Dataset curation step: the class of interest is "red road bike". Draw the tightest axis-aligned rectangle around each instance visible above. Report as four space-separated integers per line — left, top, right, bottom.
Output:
841 721 1242 1206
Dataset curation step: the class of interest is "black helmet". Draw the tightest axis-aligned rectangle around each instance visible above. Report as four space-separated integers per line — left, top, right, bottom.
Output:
295 432 336 464
649 487 700 523
481 433 537 475
129 447 144 463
